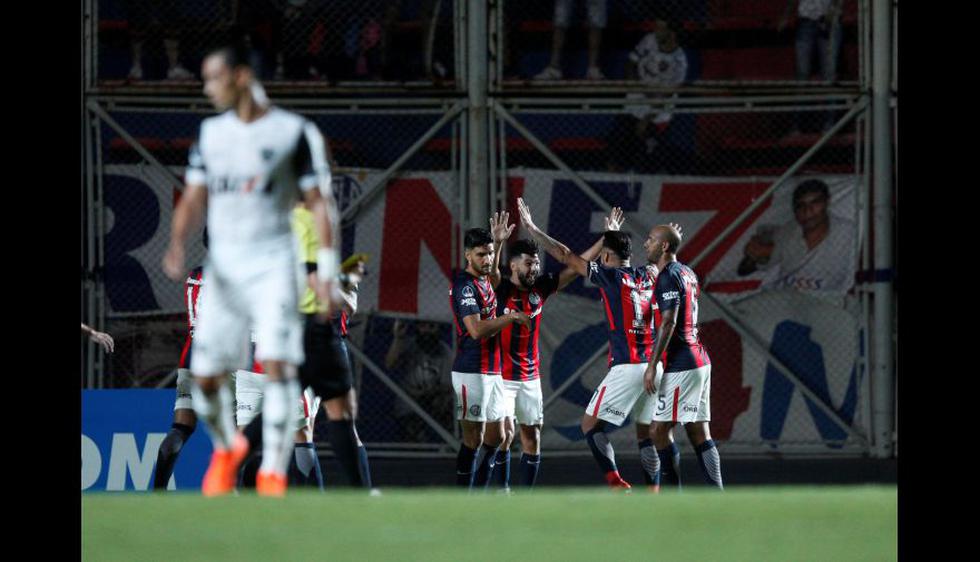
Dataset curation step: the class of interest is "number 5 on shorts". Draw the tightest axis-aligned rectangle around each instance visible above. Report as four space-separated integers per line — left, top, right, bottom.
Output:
656 394 666 413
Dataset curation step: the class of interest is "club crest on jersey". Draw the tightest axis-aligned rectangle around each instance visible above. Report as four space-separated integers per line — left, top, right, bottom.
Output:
469 405 481 416
461 285 475 298
529 293 541 306
261 148 275 161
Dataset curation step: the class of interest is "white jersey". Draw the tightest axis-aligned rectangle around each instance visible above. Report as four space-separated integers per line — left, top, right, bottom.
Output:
630 33 688 88
185 106 331 269
759 213 857 294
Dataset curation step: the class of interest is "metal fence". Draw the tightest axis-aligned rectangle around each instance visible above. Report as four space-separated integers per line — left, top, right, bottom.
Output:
81 0 895 458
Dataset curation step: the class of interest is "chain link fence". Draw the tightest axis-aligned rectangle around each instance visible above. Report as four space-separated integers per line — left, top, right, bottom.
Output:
83 2 881 456
96 0 458 85
493 98 870 453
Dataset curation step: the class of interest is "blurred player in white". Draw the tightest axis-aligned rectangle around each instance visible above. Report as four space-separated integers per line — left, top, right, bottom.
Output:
163 43 341 497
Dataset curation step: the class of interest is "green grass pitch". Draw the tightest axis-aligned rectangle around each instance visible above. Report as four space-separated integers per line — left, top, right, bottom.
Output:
83 486 896 561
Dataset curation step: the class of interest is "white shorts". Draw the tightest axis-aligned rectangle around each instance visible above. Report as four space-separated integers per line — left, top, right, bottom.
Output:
174 367 238 412
653 364 712 424
190 257 304 376
584 362 664 426
554 0 607 28
234 370 315 431
500 378 544 427
452 372 505 422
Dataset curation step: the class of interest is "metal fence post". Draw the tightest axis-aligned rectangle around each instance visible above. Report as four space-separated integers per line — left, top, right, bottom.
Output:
871 0 896 459
467 0 488 228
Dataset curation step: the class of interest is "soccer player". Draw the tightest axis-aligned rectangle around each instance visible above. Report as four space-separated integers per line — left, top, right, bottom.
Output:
163 43 342 497
292 203 371 488
152 265 204 490
517 198 668 491
490 208 627 489
643 225 723 489
451 227 530 488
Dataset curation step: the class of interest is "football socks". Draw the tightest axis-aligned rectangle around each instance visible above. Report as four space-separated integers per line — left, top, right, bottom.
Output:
153 422 195 489
695 439 723 489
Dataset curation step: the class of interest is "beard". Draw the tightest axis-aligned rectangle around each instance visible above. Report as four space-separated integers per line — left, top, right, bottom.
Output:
519 273 537 288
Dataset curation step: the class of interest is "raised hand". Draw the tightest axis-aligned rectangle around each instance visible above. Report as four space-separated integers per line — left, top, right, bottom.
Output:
605 207 625 231
489 211 516 244
668 222 683 238
517 197 536 230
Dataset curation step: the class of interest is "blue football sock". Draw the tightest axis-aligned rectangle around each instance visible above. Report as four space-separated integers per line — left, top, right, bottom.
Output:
695 439 723 490
519 453 541 487
585 426 618 475
658 442 682 489
638 438 661 487
358 445 373 489
456 445 477 487
494 449 511 488
472 443 498 489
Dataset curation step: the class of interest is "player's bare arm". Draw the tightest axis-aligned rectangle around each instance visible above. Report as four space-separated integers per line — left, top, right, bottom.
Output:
489 211 516 288
81 323 115 353
164 183 208 281
462 311 530 340
557 206 626 290
644 307 677 395
517 197 590 278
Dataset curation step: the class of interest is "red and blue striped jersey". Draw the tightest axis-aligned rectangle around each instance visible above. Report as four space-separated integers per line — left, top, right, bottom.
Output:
655 261 710 372
178 267 204 369
587 261 657 368
496 273 560 382
449 270 501 374
332 311 349 338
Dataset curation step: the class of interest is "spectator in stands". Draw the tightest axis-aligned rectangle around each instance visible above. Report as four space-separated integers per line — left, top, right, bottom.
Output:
779 0 843 83
534 0 608 80
385 319 454 443
380 0 446 81
124 0 194 81
737 179 857 294
605 19 689 173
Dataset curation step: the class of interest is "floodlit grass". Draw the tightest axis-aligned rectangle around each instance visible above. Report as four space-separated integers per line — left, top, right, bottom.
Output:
83 486 896 562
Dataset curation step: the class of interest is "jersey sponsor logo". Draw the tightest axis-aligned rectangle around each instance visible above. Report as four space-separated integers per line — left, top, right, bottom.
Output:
682 404 698 413
601 405 626 418
460 297 477 307
207 174 267 194
661 290 680 301
461 285 475 298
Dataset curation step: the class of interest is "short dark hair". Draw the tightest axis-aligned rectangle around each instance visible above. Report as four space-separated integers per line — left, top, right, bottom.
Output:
464 228 493 250
508 239 538 261
602 231 631 261
206 43 252 70
793 179 830 205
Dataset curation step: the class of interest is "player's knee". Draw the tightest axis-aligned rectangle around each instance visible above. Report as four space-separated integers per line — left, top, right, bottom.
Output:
580 415 597 435
521 426 541 454
195 377 221 394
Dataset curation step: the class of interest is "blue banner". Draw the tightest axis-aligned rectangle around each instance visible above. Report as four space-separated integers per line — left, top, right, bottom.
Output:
82 390 211 491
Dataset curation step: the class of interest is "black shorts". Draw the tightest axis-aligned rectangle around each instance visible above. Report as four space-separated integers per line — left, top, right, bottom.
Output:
299 314 353 400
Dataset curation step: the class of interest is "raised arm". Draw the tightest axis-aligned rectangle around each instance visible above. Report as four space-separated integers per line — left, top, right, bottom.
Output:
557 206 625 290
517 197 590 279
488 211 516 289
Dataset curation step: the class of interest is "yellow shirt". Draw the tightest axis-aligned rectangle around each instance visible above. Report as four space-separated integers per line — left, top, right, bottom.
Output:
291 206 323 314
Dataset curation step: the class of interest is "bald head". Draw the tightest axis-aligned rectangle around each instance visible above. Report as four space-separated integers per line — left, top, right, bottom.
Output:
657 225 682 253
644 224 683 264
